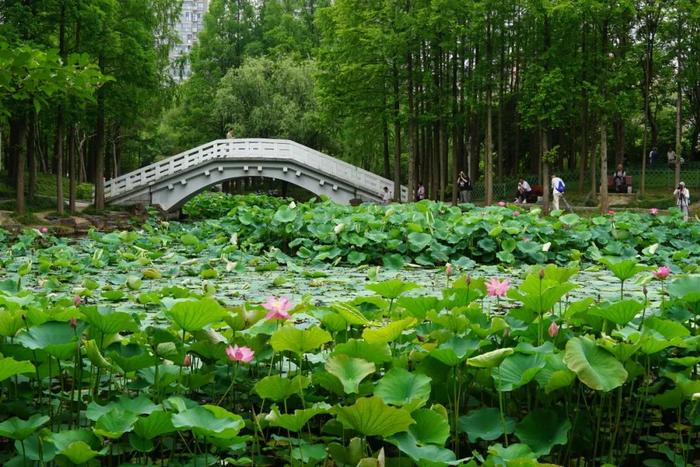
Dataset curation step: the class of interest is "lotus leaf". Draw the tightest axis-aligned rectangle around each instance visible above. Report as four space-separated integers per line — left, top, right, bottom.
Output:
325 355 375 394
171 405 244 439
564 336 628 391
333 396 414 437
0 414 50 441
514 409 571 456
270 325 332 354
164 298 226 332
458 407 515 442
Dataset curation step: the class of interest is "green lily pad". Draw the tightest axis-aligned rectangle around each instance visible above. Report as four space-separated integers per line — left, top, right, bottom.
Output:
254 374 310 401
164 298 226 332
270 325 332 354
171 405 244 439
564 336 628 392
514 409 571 456
375 367 431 410
458 407 515 442
333 396 414 437
325 355 375 394
0 414 50 441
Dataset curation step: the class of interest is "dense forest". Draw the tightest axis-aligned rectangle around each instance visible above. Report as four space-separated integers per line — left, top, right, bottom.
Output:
2 0 700 214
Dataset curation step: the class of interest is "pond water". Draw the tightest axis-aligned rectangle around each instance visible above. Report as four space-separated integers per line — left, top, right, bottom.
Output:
9 232 661 317
48 261 659 311
214 264 659 307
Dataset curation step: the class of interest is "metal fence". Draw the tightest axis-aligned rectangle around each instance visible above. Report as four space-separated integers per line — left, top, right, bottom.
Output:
464 164 700 202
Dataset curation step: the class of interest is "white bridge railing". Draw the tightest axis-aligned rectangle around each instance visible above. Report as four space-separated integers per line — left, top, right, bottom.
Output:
105 138 406 201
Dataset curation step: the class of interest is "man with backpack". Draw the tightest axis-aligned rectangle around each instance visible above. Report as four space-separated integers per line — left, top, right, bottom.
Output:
551 174 565 211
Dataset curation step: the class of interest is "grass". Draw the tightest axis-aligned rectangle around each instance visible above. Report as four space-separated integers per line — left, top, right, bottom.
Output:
0 172 94 203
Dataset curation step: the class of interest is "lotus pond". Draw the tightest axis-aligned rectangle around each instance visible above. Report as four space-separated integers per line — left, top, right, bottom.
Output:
0 196 699 466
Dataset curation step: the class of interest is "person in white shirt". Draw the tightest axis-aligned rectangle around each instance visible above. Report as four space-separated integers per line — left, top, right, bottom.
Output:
551 174 565 211
515 178 532 204
381 186 391 204
674 181 690 221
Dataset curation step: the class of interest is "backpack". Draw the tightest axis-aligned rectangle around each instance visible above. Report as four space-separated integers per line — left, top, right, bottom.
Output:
556 180 565 193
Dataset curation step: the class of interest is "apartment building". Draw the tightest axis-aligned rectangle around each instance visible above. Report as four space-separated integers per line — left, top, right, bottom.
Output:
170 0 209 81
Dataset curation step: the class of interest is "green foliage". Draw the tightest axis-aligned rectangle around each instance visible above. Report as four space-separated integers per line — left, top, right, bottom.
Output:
0 198 699 465
179 193 700 268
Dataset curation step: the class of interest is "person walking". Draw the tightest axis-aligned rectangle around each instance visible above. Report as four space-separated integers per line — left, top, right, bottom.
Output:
551 174 565 211
457 171 472 203
649 147 657 166
515 178 532 204
674 181 690 221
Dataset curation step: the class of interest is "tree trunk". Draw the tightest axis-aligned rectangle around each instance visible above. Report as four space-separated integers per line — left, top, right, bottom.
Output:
392 64 401 202
641 120 647 196
27 116 36 203
578 104 588 193
11 116 27 215
451 54 459 205
55 108 65 215
55 0 67 215
484 15 494 205
407 51 416 202
69 126 77 213
382 93 390 179
675 85 682 188
599 120 609 213
591 142 597 197
94 82 106 210
485 89 493 205
613 117 624 166
542 128 550 214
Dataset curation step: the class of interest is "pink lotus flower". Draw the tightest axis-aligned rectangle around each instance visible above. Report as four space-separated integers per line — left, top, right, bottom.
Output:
70 317 78 328
73 296 82 306
486 278 509 297
654 266 670 280
183 354 192 367
548 321 559 338
649 208 659 216
226 345 254 363
262 296 292 320
498 201 506 207
607 210 615 215
445 263 453 277
513 211 520 217
39 227 48 234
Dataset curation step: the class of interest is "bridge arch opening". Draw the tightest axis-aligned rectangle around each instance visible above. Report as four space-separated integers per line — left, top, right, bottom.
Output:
174 175 330 212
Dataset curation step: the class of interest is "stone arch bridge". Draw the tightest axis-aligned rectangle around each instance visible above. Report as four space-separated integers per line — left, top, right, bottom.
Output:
105 139 407 211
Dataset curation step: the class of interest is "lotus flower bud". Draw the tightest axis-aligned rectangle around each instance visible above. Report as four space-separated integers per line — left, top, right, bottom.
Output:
548 321 560 338
70 317 78 328
183 354 192 367
539 269 545 279
445 263 453 277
